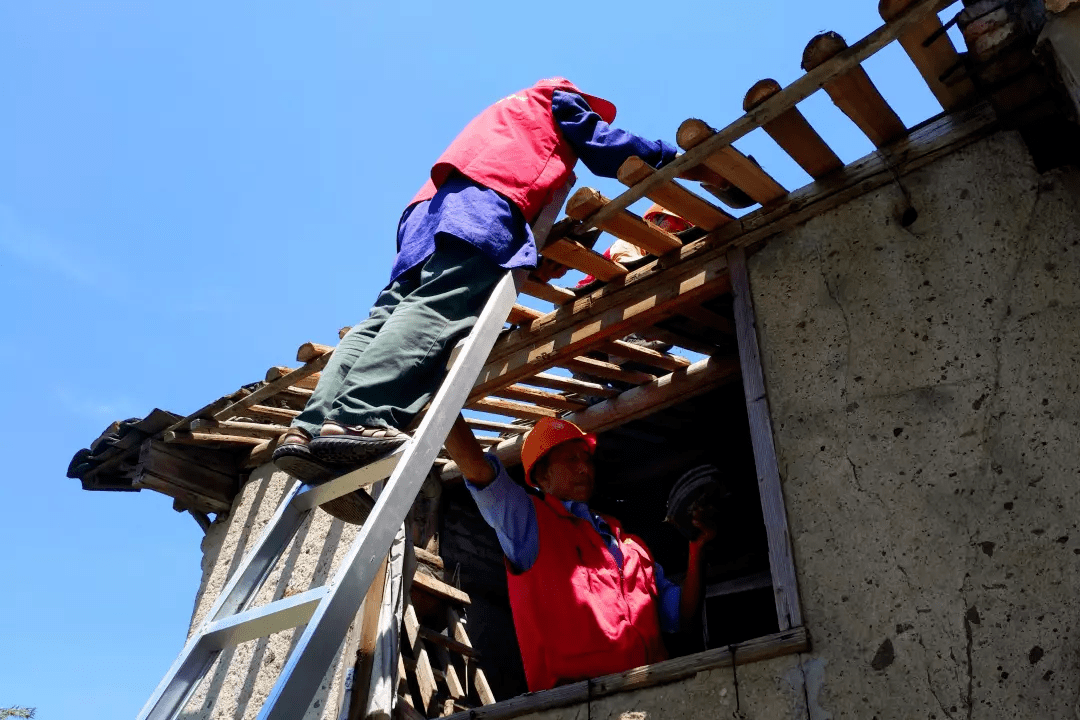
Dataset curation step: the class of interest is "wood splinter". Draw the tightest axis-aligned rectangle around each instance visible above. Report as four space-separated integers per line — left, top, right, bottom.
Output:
801 31 907 148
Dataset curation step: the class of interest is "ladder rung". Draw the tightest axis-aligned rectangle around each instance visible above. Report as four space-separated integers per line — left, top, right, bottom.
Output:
292 448 404 511
203 587 327 648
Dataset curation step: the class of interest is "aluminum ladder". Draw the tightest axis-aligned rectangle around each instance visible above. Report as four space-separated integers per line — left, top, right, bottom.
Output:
137 180 573 720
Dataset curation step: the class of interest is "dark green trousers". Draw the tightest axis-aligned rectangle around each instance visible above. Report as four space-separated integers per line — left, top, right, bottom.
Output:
294 238 504 435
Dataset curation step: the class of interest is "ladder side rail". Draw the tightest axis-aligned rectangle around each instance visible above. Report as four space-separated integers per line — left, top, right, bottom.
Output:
258 270 522 720
137 479 307 719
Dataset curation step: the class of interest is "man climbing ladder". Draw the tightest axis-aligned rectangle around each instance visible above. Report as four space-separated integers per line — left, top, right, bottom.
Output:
272 77 683 511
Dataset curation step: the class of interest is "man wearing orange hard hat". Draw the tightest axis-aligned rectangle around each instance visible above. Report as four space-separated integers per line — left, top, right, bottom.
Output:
444 415 715 692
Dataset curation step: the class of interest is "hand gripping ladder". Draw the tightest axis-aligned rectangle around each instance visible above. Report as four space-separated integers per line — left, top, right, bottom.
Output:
137 178 574 720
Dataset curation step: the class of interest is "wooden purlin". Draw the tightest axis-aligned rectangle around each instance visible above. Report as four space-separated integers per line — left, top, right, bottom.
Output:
540 237 626 282
674 123 788 205
616 157 734 230
880 0 976 111
570 0 950 234
564 188 683 257
743 79 844 180
801 31 907 147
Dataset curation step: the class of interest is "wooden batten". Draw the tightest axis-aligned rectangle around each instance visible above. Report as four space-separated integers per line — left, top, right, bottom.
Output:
676 120 787 205
507 305 544 325
296 342 334 363
239 404 299 423
634 325 723 356
464 418 531 435
880 0 976 111
565 188 683 257
163 430 266 447
558 357 655 386
540 237 627 282
597 340 692 372
616 156 734 231
467 398 557 421
189 418 286 440
265 366 320 390
520 277 576 305
495 385 589 412
801 31 907 147
520 372 619 399
743 79 844 179
134 439 238 514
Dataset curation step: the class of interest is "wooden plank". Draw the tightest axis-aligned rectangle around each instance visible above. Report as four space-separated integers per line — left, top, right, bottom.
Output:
880 0 976 111
467 398 556 422
241 405 300 423
403 604 440 716
574 0 946 232
519 372 619 399
472 257 730 399
743 78 844 179
134 471 233 514
163 389 249 435
266 366 320 390
633 325 723 356
444 627 808 720
136 440 237 501
565 188 683 257
598 340 691 372
540 237 627 282
189 418 285 440
446 607 496 706
464 418 531 435
411 570 473 606
675 122 787 205
494 385 589 412
520 277 576 305
297 342 334 363
616 156 734 231
444 356 741 481
727 245 802 630
414 546 445 572
559 357 655 386
801 31 907 148
338 556 388 720
418 627 480 660
162 430 265 446
507 305 543 325
212 356 329 421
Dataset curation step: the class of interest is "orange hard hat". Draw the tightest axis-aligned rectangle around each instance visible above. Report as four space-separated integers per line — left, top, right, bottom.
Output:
643 204 693 234
521 417 597 484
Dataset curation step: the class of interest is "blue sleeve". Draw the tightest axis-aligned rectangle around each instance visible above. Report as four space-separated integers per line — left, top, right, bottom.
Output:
552 90 678 179
465 455 539 573
654 561 682 634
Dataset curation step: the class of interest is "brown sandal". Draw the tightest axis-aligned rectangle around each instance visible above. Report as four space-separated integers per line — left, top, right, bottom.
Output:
309 422 409 465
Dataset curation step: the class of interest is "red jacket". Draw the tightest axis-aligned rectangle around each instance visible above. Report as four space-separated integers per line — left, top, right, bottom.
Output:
506 493 668 691
409 78 616 223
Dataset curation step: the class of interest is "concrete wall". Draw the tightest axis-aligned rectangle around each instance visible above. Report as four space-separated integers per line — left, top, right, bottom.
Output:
180 464 361 720
510 131 1080 719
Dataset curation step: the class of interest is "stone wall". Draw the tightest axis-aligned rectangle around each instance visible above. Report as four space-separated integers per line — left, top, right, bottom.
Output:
179 464 361 720
510 131 1080 719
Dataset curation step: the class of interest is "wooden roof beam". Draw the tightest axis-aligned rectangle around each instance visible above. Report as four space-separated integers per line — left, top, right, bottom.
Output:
572 0 946 232
743 79 844 180
540 237 626 282
616 156 735 231
880 0 976 112
801 31 907 147
674 123 788 206
565 188 683 257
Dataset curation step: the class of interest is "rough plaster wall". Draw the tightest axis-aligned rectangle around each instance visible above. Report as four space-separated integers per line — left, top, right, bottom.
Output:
179 464 362 720
748 131 1080 719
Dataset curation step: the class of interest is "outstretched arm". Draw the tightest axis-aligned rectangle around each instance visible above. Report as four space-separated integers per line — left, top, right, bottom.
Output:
444 414 496 486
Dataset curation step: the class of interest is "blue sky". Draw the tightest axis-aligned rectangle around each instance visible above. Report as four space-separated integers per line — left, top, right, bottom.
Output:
0 1 959 717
